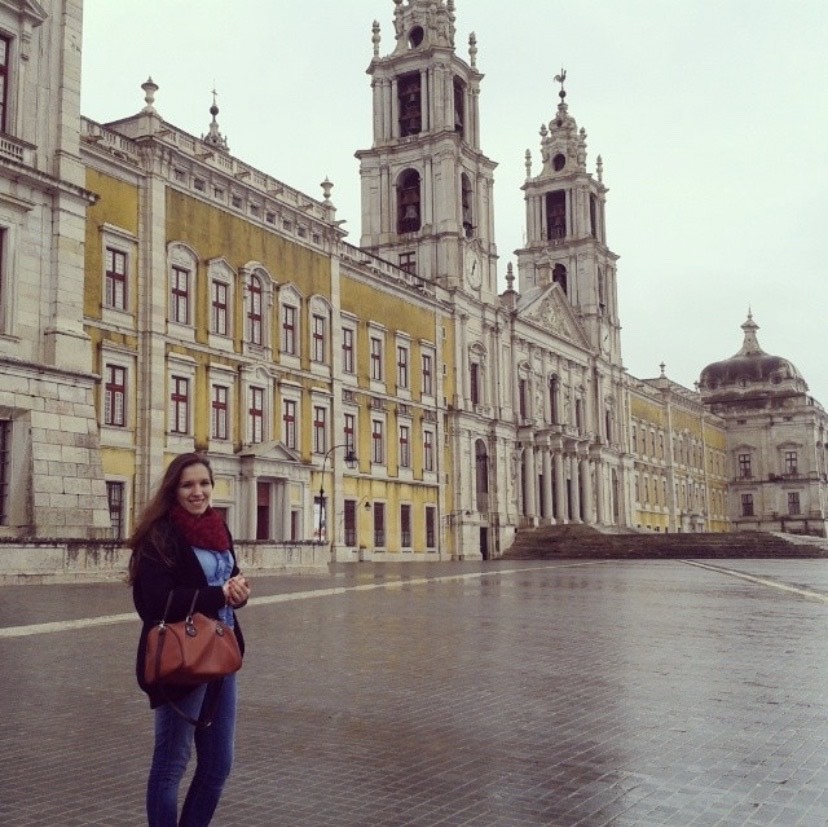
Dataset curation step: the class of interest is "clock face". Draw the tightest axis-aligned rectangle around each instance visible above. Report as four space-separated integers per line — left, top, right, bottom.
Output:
465 251 482 289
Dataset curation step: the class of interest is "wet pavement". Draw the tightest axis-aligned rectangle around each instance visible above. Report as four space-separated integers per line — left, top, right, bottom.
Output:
1 558 828 826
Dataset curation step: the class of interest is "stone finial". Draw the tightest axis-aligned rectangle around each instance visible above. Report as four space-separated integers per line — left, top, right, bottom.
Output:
524 149 532 179
505 262 516 292
596 154 603 183
141 76 158 114
659 362 666 377
372 20 380 56
321 177 333 202
202 88 229 151
469 32 477 68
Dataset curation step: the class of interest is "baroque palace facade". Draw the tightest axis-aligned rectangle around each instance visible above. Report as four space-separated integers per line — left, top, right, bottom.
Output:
1 0 826 557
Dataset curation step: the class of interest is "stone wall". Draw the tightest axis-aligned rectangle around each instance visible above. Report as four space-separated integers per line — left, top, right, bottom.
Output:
0 540 329 584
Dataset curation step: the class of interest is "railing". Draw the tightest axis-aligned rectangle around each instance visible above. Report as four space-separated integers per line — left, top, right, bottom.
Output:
0 133 35 165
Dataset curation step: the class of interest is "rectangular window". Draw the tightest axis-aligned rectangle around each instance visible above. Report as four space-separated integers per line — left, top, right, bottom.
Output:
785 451 798 475
106 481 125 540
344 500 357 547
518 378 528 418
105 248 127 310
104 364 126 427
249 387 264 443
312 314 326 363
344 413 356 453
0 419 10 525
741 493 754 517
342 327 355 373
425 505 436 549
211 385 229 440
424 429 434 472
397 345 409 389
0 35 10 133
788 491 801 515
281 305 297 354
282 399 297 449
313 405 327 454
170 377 190 434
738 453 752 479
400 504 412 548
370 336 383 380
170 266 190 325
247 278 263 345
399 424 411 468
373 502 386 548
398 251 416 274
471 363 481 406
422 353 434 396
372 419 384 464
211 281 229 335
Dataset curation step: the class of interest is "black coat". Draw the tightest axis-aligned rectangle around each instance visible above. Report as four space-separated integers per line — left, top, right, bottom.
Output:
132 516 246 708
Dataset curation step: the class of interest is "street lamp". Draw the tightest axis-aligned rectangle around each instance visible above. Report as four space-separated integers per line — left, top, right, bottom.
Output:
317 443 358 544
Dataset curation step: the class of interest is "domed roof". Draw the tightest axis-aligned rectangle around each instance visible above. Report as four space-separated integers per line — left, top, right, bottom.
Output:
698 313 808 400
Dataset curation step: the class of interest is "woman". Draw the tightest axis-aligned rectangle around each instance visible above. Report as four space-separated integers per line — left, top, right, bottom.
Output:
128 453 251 827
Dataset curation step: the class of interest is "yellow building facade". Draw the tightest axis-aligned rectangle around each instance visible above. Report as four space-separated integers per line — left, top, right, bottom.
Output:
80 96 453 560
629 372 729 533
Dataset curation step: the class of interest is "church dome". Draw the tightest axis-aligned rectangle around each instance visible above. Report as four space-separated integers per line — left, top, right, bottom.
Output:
698 313 808 402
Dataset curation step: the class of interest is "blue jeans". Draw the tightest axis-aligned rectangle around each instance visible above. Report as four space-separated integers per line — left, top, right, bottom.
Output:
146 675 237 827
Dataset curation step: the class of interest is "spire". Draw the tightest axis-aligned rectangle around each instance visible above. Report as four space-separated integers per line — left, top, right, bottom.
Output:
536 69 588 177
736 309 764 356
202 88 229 152
389 0 456 53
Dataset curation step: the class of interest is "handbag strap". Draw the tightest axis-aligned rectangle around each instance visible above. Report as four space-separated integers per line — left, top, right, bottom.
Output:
154 588 223 728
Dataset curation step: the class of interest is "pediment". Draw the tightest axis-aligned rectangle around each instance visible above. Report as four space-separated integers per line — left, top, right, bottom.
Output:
238 440 301 463
518 284 590 348
0 0 47 26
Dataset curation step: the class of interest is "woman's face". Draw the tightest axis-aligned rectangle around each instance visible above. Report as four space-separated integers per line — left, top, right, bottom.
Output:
175 463 213 516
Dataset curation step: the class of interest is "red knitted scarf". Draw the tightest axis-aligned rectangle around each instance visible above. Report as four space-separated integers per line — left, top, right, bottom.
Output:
169 505 230 552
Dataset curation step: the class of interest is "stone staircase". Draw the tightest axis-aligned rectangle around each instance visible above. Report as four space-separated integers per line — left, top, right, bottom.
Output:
503 524 828 560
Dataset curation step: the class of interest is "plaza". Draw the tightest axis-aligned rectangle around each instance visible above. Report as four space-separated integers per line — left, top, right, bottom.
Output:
2 558 827 825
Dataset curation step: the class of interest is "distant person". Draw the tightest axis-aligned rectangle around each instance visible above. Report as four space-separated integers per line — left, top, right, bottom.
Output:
127 452 251 826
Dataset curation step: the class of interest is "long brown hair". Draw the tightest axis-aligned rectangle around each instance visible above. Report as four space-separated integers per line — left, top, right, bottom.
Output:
127 453 214 583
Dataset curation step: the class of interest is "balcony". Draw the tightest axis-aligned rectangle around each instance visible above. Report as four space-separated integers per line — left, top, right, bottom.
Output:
0 133 36 166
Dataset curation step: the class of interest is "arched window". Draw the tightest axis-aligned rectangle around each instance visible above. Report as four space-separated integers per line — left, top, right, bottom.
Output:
549 374 560 424
553 263 568 295
397 169 421 233
475 439 489 513
461 173 474 237
453 76 466 136
247 273 263 345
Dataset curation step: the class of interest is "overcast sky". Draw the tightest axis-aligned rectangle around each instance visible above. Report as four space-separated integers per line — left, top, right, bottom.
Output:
81 1 828 402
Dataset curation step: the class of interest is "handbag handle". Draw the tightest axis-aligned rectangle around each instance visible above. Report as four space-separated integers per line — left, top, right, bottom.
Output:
154 588 224 728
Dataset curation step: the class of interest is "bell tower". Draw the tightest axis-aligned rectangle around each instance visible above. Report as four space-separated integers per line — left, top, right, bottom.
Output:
515 73 621 363
356 0 498 301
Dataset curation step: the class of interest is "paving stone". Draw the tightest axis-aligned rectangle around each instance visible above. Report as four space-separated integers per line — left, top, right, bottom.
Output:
1 559 828 825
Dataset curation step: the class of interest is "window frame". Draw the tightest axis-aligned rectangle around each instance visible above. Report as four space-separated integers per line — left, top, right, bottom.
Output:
104 247 128 311
282 398 298 449
103 363 127 427
211 384 230 441
170 375 190 435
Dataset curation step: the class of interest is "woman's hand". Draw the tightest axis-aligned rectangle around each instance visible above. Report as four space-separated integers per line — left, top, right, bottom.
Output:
223 574 251 608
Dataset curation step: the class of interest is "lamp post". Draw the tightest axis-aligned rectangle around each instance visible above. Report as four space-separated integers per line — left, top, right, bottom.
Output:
317 443 358 545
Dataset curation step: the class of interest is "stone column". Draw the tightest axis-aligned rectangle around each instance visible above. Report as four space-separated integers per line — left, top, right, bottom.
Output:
595 460 606 525
580 456 593 524
542 447 553 523
570 454 581 523
554 451 567 523
524 445 537 521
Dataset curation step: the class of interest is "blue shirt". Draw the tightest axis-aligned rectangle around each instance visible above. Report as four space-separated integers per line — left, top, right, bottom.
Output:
193 547 235 628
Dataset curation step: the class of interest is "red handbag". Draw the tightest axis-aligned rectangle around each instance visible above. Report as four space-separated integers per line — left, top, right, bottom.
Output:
145 590 242 687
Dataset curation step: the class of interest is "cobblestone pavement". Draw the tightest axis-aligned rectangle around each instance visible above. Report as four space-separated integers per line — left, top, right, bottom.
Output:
2 558 828 826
